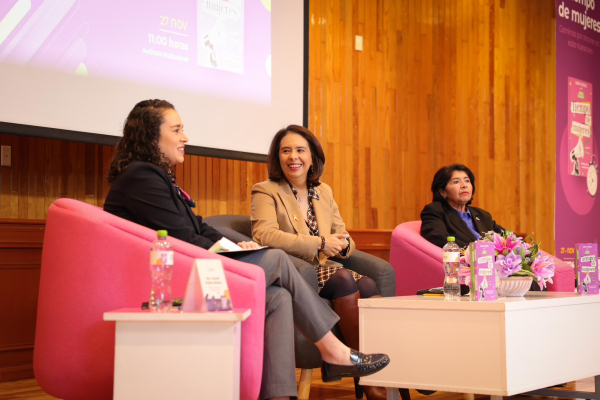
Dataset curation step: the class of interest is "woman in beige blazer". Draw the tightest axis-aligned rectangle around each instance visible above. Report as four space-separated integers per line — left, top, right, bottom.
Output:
252 125 386 400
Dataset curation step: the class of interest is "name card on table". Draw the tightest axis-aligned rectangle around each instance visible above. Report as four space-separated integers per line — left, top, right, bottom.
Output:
181 259 233 312
469 242 497 302
576 243 599 295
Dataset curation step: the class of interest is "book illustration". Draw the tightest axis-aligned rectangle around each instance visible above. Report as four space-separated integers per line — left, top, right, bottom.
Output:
479 274 489 300
570 136 585 176
197 0 244 73
568 78 594 178
588 155 598 197
205 291 232 312
582 273 592 294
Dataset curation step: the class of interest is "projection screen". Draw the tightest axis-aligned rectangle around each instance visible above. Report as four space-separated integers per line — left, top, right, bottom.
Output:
0 0 308 160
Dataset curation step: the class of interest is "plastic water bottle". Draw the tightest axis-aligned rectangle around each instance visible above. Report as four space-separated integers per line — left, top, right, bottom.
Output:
149 230 174 312
442 236 461 299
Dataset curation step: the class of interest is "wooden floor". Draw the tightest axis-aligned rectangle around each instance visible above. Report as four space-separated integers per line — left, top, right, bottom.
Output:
0 371 594 400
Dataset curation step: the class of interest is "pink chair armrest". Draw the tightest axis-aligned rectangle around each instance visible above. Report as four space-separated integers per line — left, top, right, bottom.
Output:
390 221 444 296
542 251 575 292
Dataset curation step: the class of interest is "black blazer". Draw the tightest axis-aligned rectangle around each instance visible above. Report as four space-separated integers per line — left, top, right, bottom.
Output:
420 201 504 248
104 161 222 249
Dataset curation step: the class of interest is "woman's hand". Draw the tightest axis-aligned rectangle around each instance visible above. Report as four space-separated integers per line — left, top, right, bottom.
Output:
323 234 349 257
237 241 261 250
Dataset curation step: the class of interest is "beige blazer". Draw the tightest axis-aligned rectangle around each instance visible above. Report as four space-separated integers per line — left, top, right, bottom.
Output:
251 179 356 266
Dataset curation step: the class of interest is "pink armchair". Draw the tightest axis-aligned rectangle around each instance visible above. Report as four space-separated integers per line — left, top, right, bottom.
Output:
390 221 575 296
34 199 266 400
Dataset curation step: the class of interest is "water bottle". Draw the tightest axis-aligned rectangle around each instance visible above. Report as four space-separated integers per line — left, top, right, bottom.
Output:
149 230 174 312
442 236 461 299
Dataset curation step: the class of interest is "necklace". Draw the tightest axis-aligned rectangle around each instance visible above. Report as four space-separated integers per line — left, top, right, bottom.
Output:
296 188 307 204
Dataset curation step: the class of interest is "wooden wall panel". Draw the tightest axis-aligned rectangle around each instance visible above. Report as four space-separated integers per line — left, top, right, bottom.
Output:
309 0 556 253
0 136 268 220
0 220 44 382
0 0 556 253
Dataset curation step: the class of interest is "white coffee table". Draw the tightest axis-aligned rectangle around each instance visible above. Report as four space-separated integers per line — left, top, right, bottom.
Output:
104 308 250 400
358 292 600 400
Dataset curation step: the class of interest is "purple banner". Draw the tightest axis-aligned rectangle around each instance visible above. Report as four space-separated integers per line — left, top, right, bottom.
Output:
556 0 600 268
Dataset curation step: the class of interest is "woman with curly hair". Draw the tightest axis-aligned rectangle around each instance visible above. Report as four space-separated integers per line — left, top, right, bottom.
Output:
103 100 390 400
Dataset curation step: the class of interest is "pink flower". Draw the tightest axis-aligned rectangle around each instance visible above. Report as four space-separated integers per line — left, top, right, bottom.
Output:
494 252 522 278
493 232 522 256
458 266 471 286
530 255 556 289
461 248 471 266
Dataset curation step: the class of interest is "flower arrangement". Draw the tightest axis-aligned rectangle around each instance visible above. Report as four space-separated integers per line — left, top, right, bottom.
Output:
458 231 556 289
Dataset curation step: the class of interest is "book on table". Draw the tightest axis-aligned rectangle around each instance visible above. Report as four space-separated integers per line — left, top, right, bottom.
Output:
576 243 598 295
469 242 497 301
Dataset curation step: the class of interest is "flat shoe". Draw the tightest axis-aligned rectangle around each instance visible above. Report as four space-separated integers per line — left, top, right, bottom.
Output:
321 349 390 382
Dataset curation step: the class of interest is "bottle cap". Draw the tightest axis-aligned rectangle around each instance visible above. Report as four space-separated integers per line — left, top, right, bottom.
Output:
157 230 168 238
447 236 455 242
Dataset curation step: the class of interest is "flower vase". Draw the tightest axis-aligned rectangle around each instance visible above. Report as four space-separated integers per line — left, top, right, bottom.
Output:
499 277 533 297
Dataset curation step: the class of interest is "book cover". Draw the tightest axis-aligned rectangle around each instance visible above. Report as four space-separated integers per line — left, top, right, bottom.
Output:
469 242 497 302
568 77 593 178
576 243 599 295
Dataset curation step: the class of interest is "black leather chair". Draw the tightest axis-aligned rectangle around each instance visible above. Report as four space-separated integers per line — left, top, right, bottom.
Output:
205 214 397 399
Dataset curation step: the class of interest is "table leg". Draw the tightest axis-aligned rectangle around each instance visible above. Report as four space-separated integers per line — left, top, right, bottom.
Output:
387 387 400 400
399 388 411 400
524 376 600 400
464 394 474 400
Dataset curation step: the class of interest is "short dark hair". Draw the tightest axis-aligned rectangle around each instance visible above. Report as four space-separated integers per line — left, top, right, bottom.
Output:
108 99 175 183
431 164 476 204
266 125 325 187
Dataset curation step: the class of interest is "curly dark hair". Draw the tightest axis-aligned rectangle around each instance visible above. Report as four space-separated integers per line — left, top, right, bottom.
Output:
267 125 325 187
108 99 175 183
431 164 476 205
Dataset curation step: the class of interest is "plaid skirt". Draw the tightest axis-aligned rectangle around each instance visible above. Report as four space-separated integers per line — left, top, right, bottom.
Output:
316 263 363 292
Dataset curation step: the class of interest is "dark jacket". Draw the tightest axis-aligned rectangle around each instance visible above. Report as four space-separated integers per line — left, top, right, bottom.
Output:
420 201 504 248
104 161 222 249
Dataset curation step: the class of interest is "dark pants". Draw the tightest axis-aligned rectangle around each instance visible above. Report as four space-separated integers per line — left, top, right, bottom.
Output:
227 249 340 399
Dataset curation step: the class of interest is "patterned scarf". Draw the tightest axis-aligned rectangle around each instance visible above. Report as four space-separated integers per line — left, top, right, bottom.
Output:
289 183 320 235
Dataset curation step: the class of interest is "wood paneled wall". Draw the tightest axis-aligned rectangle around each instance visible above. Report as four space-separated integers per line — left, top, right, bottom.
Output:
0 220 44 382
0 0 557 253
0 135 268 219
309 0 556 252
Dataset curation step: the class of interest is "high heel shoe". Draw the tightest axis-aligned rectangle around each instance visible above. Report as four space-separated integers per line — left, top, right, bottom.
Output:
321 349 390 382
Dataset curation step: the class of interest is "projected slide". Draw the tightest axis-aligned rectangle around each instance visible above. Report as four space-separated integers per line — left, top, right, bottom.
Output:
0 0 271 104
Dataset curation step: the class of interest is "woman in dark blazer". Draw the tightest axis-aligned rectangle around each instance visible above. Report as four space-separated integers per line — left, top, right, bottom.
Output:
103 100 389 400
420 163 549 293
420 164 504 249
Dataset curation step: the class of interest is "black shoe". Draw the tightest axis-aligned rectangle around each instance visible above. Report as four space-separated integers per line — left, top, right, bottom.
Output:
416 390 437 396
321 349 390 382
